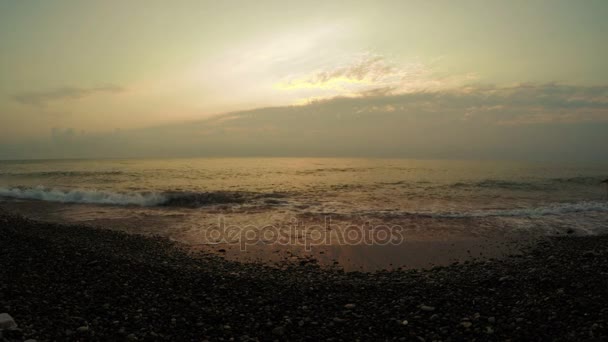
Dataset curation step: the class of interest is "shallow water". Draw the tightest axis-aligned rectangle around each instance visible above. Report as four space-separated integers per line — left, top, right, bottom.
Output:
1 158 607 270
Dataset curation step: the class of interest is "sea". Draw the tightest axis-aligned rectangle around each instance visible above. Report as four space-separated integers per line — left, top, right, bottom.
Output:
1 158 607 271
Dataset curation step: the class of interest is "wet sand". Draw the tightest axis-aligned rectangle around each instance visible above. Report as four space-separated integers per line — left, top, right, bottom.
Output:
0 200 534 271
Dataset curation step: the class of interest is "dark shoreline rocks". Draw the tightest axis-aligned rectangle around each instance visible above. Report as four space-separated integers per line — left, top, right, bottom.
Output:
1 210 608 341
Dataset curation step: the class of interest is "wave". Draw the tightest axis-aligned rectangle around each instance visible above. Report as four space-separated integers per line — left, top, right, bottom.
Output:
433 201 608 218
355 201 608 220
449 176 606 191
550 176 606 185
0 170 125 177
0 186 258 207
0 186 166 206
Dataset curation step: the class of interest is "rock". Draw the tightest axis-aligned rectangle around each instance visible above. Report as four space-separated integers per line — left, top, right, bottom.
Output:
461 321 473 328
0 313 17 330
77 326 89 333
420 305 435 312
485 326 494 334
487 316 496 323
127 333 138 341
344 303 356 309
583 250 598 258
3 328 23 339
499 276 512 282
401 320 408 326
272 326 285 335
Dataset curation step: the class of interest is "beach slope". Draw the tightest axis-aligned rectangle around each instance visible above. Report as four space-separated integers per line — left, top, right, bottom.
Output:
1 210 607 341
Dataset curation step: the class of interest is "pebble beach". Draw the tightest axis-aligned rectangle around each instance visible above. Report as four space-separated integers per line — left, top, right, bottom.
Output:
1 209 608 341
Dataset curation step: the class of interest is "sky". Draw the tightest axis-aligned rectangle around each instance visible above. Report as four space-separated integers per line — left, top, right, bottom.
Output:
0 0 607 160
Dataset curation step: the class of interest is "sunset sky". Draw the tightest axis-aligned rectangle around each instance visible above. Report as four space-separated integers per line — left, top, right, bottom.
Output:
1 0 607 160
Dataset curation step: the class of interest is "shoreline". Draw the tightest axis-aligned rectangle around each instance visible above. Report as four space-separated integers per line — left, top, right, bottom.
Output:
0 200 537 272
1 210 608 340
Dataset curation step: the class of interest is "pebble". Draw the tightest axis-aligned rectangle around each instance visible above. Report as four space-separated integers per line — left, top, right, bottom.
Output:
420 305 435 312
0 313 17 330
461 321 473 328
272 326 285 335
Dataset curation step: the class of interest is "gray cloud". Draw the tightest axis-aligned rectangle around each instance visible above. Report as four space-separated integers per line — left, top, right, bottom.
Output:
2 83 607 161
13 85 124 106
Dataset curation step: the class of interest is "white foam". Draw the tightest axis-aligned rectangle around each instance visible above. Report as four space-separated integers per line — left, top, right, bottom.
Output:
0 186 166 206
433 201 608 218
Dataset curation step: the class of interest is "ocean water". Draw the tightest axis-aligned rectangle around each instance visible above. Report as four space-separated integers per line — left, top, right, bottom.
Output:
1 158 607 270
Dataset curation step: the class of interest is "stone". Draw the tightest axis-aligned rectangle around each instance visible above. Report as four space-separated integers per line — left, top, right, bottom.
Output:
3 328 23 339
0 313 17 330
420 305 435 312
272 326 285 335
344 303 356 309
583 250 598 258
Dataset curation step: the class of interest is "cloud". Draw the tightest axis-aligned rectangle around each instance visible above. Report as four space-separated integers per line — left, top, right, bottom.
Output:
13 85 124 106
2 83 607 161
287 83 608 125
275 54 478 104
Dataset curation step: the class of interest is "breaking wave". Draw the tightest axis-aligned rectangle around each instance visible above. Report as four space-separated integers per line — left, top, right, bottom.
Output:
362 201 608 219
433 201 608 218
0 186 258 207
